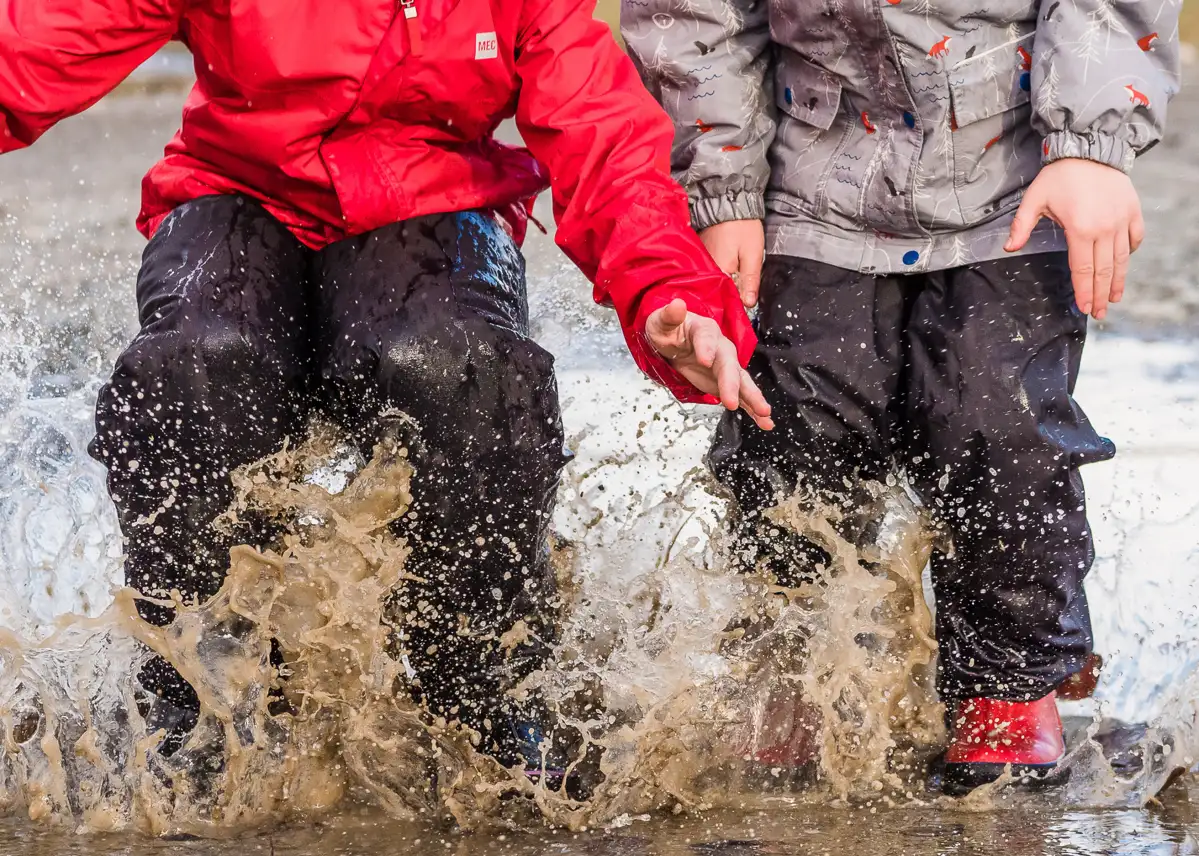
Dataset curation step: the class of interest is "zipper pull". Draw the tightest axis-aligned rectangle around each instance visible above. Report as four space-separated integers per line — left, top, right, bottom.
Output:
400 0 423 55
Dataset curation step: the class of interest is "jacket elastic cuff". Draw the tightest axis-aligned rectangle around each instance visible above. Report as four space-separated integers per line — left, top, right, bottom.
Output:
1041 131 1136 174
689 191 767 232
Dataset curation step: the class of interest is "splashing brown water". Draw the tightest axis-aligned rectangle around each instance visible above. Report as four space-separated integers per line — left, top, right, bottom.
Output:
0 414 1189 837
521 476 949 825
0 421 525 836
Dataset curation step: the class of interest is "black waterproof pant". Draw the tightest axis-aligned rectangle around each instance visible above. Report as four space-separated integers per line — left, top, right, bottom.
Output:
709 253 1115 701
89 195 566 740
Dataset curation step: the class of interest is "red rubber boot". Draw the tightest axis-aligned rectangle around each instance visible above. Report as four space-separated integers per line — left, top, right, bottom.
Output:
745 692 821 768
942 691 1066 795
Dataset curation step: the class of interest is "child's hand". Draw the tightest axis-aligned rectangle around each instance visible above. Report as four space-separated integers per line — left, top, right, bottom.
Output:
700 220 765 308
646 298 774 430
1005 158 1145 321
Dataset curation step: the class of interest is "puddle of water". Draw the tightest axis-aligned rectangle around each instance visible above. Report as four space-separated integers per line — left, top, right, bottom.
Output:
0 778 1197 856
1 324 1197 839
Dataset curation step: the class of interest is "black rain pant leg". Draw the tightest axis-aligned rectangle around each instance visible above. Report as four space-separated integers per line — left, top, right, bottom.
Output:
94 204 566 741
313 212 567 741
906 254 1114 700
708 256 914 585
89 195 313 714
708 252 1114 701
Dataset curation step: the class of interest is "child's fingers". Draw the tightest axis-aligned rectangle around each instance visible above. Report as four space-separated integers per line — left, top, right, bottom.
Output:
741 404 775 431
645 299 691 356
700 229 740 276
738 243 764 309
689 317 720 369
1111 230 1132 304
1005 191 1044 253
659 298 689 329
1091 235 1115 320
646 299 688 340
1066 233 1096 316
1129 211 1146 253
737 371 773 430
712 339 742 411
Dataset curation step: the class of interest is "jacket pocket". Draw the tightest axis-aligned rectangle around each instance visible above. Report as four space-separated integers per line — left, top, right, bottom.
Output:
946 34 1033 127
775 52 843 131
770 51 847 219
946 33 1040 226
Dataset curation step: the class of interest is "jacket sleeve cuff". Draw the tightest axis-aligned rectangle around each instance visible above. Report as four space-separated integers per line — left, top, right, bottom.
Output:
1041 131 1136 174
689 191 767 232
625 281 758 405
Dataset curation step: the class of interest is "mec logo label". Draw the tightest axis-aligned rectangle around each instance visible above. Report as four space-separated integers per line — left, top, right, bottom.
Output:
475 32 498 60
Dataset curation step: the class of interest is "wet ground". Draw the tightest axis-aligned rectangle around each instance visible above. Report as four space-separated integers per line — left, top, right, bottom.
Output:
1 54 1198 853
2 780 1199 855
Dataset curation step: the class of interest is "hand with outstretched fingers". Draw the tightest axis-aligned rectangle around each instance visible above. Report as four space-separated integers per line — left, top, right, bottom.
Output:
1005 157 1145 321
645 298 774 430
700 220 765 308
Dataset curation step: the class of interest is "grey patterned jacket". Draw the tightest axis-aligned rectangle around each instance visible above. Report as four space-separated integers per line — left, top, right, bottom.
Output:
621 0 1183 273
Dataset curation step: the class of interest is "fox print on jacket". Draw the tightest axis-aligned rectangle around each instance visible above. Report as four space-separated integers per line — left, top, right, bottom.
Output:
622 0 1182 273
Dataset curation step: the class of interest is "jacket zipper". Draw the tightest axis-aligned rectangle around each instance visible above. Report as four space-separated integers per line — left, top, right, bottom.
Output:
400 0 423 56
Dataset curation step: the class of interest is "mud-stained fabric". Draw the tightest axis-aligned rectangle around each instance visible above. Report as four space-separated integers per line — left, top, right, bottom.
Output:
709 252 1114 701
90 194 567 748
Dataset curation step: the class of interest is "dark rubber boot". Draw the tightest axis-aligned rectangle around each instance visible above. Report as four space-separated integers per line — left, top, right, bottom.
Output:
493 701 603 801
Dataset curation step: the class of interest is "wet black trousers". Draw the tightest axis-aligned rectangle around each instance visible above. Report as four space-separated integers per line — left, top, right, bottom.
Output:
709 253 1115 701
89 195 567 736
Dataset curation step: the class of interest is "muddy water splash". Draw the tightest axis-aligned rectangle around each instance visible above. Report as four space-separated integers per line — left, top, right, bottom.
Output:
0 420 532 836
0 365 1195 835
527 476 948 824
751 485 945 799
0 394 951 835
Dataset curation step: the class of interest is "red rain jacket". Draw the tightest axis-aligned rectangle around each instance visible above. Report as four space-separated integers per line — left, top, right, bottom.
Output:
0 0 755 402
